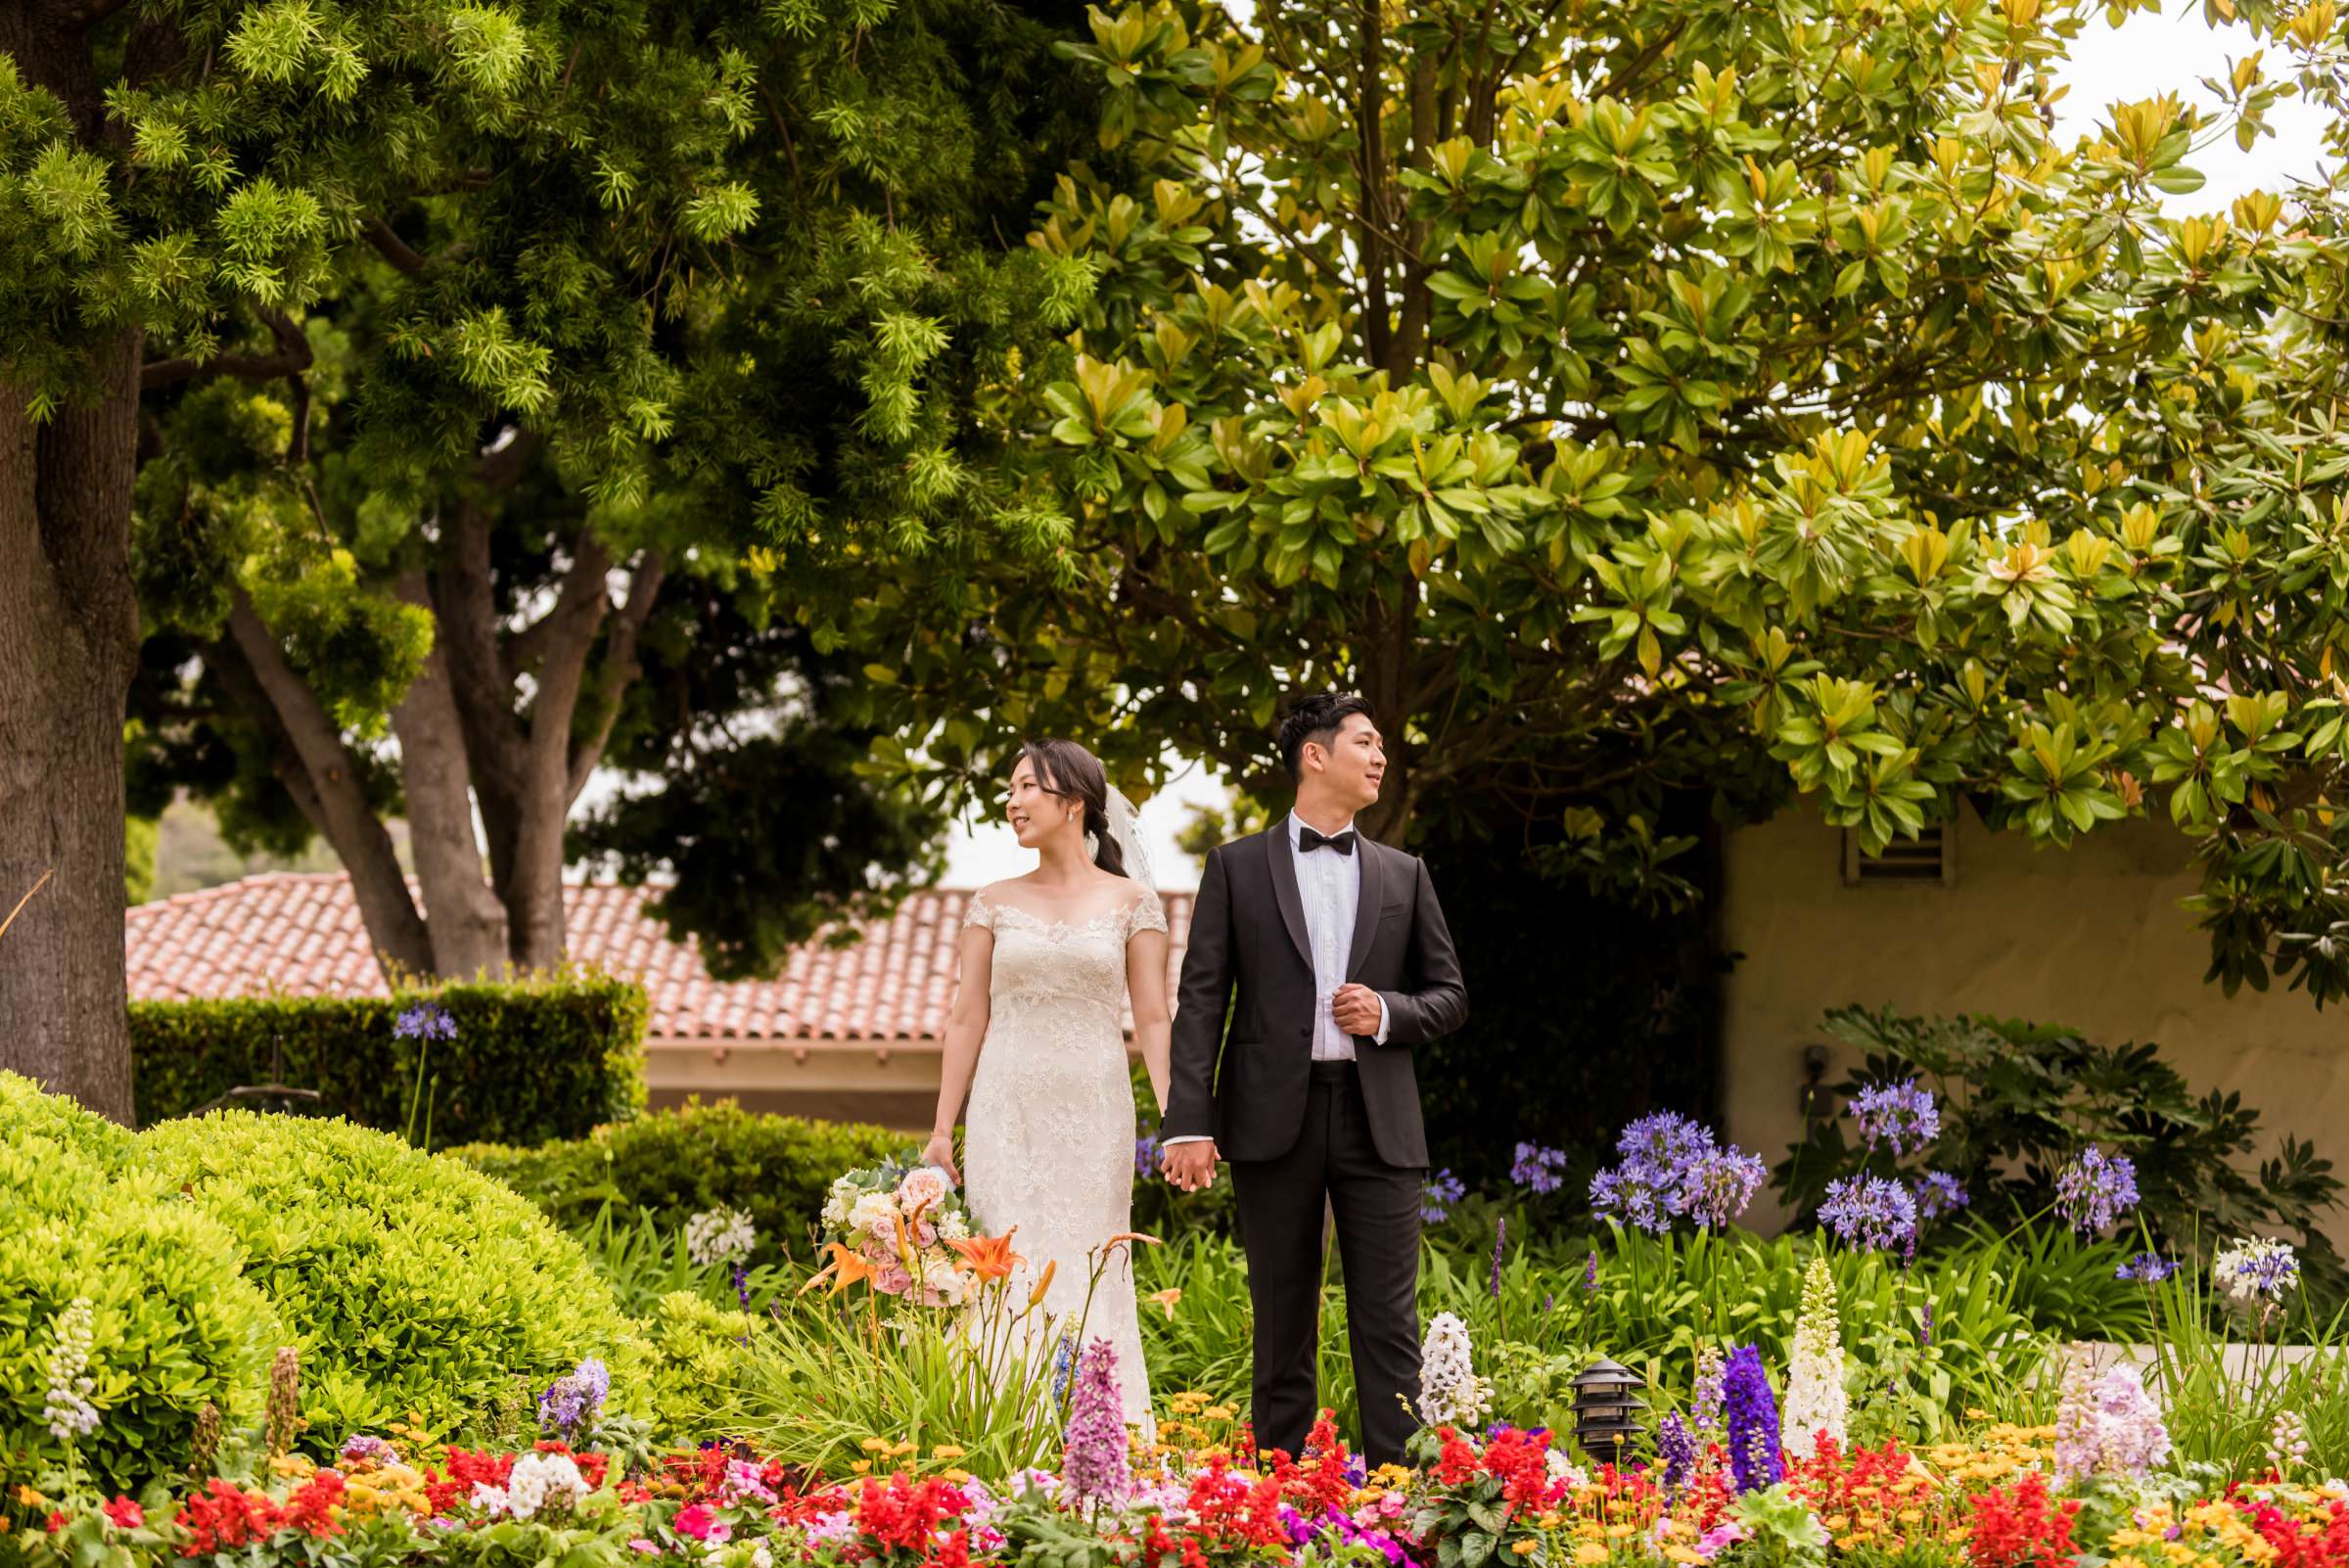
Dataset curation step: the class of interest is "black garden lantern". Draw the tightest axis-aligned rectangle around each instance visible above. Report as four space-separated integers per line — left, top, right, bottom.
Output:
1569 1357 1645 1463
188 1034 329 1120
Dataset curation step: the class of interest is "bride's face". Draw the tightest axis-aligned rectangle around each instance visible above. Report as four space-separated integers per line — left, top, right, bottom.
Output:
1005 758 1080 850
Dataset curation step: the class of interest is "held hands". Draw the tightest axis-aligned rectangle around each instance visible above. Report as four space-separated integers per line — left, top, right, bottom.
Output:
920 1130 960 1186
1332 983 1383 1037
1159 1139 1220 1192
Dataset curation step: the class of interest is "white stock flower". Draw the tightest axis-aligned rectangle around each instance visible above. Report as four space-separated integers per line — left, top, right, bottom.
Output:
1780 1257 1848 1459
1416 1312 1493 1428
848 1191 898 1239
821 1178 857 1229
938 1211 970 1243
42 1298 99 1445
685 1206 758 1268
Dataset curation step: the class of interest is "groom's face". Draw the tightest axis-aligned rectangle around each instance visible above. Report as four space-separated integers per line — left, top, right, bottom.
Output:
1308 714 1385 813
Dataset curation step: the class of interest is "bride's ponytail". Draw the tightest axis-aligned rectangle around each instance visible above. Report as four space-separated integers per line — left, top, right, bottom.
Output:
1085 800 1129 879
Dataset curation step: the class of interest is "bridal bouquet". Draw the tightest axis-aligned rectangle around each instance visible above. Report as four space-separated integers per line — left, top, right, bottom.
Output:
818 1159 978 1307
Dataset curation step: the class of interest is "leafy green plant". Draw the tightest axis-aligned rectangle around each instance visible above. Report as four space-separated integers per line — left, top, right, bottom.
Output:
138 1112 647 1450
571 1204 793 1321
129 972 649 1148
449 1099 905 1256
1773 1007 2343 1288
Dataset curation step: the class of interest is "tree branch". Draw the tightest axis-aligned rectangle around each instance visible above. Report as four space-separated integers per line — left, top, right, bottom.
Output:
141 307 310 389
567 549 668 805
363 215 431 276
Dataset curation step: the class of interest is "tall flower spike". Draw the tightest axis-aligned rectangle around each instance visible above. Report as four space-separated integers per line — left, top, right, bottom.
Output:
1722 1345 1783 1494
1416 1312 1493 1428
1780 1257 1848 1459
1062 1338 1129 1510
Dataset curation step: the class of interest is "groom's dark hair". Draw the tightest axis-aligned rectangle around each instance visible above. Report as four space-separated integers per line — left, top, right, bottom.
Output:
1278 693 1375 783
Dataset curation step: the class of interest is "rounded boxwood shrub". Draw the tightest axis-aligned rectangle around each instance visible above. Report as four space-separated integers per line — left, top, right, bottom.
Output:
0 1078 278 1492
451 1099 906 1254
139 1112 648 1449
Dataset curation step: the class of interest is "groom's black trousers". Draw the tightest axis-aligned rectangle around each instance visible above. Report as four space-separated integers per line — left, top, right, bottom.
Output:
1229 1059 1423 1470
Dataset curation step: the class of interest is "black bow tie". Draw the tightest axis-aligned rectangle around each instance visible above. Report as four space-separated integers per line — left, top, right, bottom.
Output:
1299 826 1357 855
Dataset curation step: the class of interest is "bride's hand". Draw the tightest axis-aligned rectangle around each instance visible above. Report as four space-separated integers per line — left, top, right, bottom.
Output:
921 1130 960 1185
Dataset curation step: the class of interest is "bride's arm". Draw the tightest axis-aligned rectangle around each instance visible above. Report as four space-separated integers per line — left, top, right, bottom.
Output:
923 920 995 1181
1127 925 1174 1114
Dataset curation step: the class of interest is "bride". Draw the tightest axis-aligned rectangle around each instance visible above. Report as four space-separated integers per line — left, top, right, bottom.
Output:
921 738 1172 1428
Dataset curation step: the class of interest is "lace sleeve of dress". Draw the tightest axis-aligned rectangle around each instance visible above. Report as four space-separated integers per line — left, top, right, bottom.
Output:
964 891 997 932
1123 888 1169 942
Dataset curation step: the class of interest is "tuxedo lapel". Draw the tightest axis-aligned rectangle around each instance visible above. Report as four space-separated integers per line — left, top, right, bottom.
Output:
1345 838 1385 983
1263 827 1313 969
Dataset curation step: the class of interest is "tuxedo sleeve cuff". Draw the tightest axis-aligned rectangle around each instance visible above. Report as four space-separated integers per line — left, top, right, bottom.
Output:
1372 993 1392 1046
1160 1134 1213 1146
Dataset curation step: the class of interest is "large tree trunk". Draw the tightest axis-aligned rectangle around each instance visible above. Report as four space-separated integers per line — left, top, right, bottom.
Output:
0 334 144 1124
392 571 510 978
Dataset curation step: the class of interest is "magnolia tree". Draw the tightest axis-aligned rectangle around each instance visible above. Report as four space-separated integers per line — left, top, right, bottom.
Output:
856 0 2349 1002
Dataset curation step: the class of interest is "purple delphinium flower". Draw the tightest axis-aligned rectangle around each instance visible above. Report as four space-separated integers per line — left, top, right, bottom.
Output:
537 1357 610 1439
392 1001 458 1041
2055 1147 2141 1235
1691 1349 1726 1440
1819 1175 1917 1252
1510 1141 1570 1194
1062 1338 1129 1510
1677 1148 1768 1229
2116 1253 2179 1284
1584 1250 1598 1292
1849 1079 1939 1156
1134 1132 1162 1179
1421 1170 1466 1223
1722 1345 1783 1494
1589 1163 1673 1234
1912 1171 1970 1224
1920 1300 1934 1347
1490 1218 1507 1298
1658 1410 1698 1499
1049 1334 1078 1415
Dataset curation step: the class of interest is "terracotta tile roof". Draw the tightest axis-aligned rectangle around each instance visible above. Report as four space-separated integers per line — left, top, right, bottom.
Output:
126 873 1196 1044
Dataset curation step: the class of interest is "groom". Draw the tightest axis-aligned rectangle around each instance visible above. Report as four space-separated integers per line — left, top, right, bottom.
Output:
1159 693 1469 1468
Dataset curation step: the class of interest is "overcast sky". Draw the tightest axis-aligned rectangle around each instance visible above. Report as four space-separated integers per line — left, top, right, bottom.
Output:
940 2 2336 892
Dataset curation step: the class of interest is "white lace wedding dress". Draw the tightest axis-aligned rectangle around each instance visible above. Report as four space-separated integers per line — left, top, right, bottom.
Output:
960 887 1164 1429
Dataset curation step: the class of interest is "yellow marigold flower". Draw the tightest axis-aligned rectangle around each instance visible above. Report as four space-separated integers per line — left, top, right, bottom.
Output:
851 1460 873 1474
1539 1513 1562 1530
934 1445 966 1460
860 1437 894 1453
1605 1523 1636 1540
1575 1544 1610 1566
1834 1538 1858 1551
1513 1541 1541 1557
1899 1509 1925 1525
1204 1405 1237 1421
1826 1516 1850 1533
944 1468 972 1484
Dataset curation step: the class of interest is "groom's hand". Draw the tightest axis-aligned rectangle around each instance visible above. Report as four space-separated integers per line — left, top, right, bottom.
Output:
1161 1140 1220 1192
1333 983 1383 1037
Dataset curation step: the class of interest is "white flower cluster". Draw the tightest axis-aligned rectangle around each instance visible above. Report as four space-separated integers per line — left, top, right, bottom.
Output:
1415 1312 1493 1428
2271 1408 2311 1478
820 1176 858 1231
2213 1236 2300 1306
1545 1449 1589 1490
472 1451 591 1520
938 1209 970 1243
685 1206 758 1268
1780 1257 1848 1460
43 1297 99 1444
848 1191 899 1241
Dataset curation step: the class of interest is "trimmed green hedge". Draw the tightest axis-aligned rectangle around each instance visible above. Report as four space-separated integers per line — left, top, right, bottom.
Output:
450 1099 907 1256
129 970 649 1148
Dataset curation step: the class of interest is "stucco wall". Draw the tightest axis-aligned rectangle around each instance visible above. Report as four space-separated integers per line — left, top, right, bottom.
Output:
1720 806 2349 1238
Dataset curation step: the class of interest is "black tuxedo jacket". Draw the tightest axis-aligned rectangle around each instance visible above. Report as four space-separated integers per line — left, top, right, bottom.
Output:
1162 824 1468 1168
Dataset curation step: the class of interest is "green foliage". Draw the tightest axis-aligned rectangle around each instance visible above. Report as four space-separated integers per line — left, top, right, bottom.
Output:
139 1112 647 1449
0 1075 280 1493
2133 1252 2349 1478
128 972 648 1147
861 0 2349 1012
1773 1006 2345 1286
447 1099 907 1256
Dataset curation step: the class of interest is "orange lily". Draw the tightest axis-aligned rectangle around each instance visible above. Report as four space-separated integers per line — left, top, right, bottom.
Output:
1147 1286 1182 1320
799 1241 877 1297
948 1229 1023 1281
1026 1258 1058 1308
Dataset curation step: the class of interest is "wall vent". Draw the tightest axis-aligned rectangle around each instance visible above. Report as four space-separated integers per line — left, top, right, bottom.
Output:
1841 822 1954 886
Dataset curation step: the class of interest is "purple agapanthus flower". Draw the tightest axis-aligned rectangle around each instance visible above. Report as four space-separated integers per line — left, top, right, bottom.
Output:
1819 1175 1917 1252
1589 1162 1674 1234
1133 1132 1162 1179
1723 1346 1782 1493
537 1357 610 1439
2054 1147 2140 1235
1617 1111 1715 1172
1677 1148 1768 1229
392 1001 458 1041
1912 1171 1970 1223
1658 1410 1698 1498
1420 1170 1466 1223
1510 1141 1570 1194
1849 1079 1939 1156
2116 1253 2178 1284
